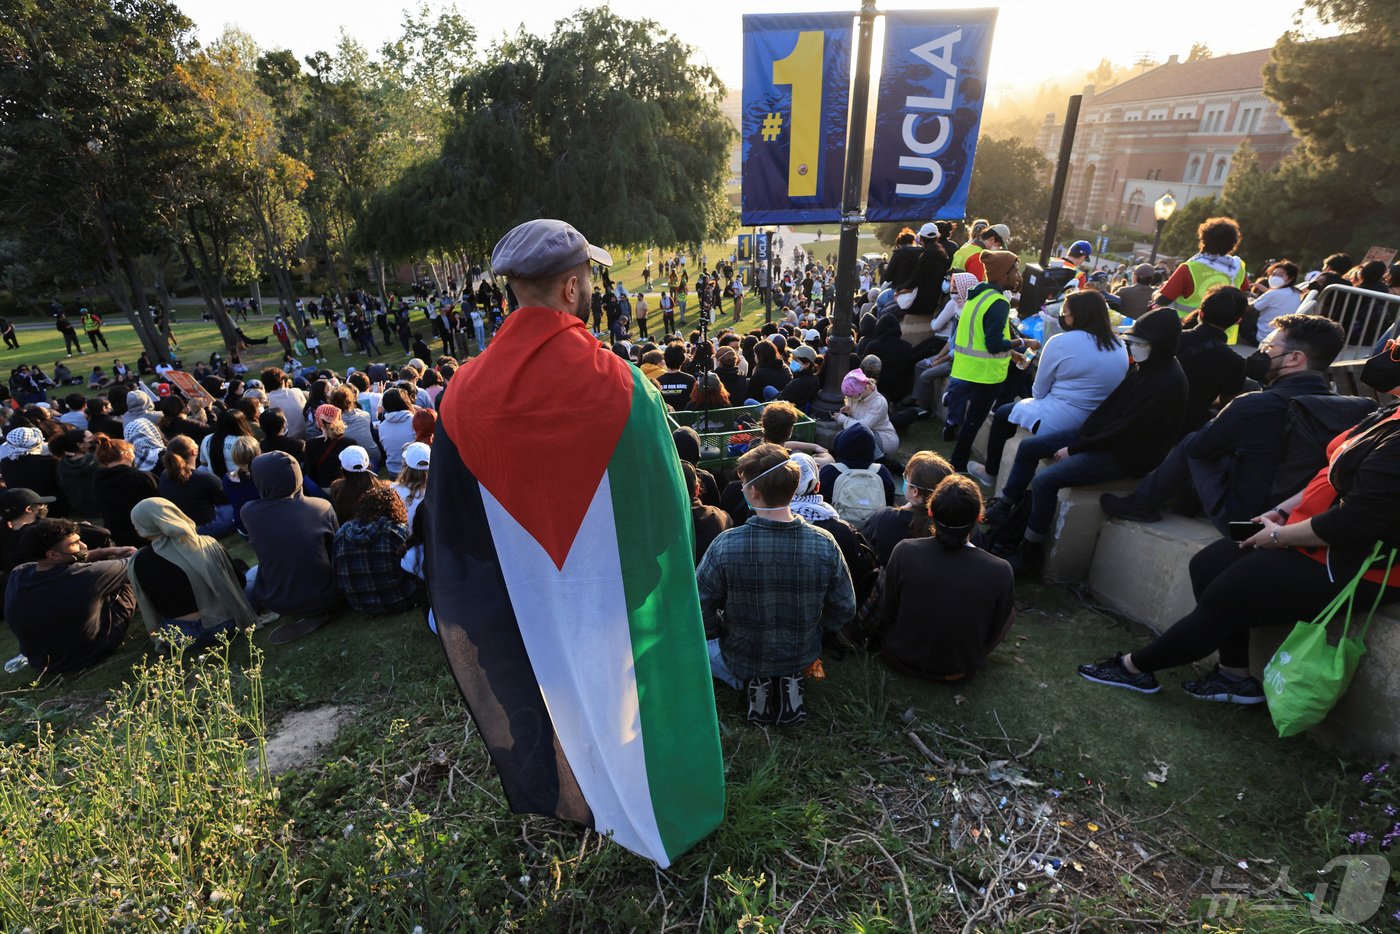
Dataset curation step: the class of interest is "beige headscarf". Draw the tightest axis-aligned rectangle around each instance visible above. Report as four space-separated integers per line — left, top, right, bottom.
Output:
127 497 257 634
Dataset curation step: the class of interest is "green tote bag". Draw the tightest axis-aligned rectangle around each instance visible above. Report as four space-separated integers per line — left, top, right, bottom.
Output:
1262 543 1397 738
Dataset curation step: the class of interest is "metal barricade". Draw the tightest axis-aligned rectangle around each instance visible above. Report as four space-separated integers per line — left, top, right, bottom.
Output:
1315 284 1400 361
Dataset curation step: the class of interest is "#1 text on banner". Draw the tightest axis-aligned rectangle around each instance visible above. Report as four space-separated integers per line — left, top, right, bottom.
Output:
741 13 854 226
865 9 997 223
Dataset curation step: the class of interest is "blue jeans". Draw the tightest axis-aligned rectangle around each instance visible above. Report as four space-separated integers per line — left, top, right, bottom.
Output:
1000 428 1079 503
1029 456 1123 540
196 504 236 539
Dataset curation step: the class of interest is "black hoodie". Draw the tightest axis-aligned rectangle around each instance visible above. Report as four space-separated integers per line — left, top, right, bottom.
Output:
864 314 916 403
1068 307 1188 476
242 451 339 617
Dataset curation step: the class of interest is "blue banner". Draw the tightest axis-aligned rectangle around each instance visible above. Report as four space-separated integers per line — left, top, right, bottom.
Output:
741 14 853 226
865 9 997 223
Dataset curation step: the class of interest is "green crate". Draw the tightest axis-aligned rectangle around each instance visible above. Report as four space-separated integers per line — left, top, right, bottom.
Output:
668 402 816 472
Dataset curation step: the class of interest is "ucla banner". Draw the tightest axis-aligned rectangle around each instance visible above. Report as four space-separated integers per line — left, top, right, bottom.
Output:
741 14 854 226
865 9 997 223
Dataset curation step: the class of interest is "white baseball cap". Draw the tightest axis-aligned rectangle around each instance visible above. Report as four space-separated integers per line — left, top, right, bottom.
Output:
402 441 432 470
339 445 371 473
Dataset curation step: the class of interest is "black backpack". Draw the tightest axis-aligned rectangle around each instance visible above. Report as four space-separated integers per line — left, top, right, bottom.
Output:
983 495 1033 558
1269 394 1378 500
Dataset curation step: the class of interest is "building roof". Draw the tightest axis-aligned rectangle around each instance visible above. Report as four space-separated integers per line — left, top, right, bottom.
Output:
1087 49 1272 107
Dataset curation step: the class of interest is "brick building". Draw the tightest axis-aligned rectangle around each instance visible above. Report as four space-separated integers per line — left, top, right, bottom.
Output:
1034 49 1299 234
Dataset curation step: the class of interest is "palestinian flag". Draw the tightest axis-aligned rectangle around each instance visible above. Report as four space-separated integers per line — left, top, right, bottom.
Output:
426 306 725 867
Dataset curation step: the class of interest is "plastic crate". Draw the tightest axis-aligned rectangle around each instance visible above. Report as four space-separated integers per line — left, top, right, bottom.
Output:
668 402 816 472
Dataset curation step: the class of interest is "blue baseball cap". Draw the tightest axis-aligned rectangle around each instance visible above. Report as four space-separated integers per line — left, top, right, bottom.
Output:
1070 240 1093 257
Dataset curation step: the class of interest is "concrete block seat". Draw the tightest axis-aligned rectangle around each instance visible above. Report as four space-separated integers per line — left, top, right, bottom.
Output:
1087 514 1400 758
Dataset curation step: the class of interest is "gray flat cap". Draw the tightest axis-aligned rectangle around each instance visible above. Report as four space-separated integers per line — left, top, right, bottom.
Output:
491 219 613 279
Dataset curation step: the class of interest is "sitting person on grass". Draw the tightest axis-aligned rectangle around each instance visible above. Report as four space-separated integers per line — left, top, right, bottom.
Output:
241 451 339 645
334 487 420 615
128 498 258 650
818 423 897 526
697 443 857 726
760 400 832 466
158 435 235 538
881 475 1015 682
5 518 138 674
834 369 899 460
862 450 955 566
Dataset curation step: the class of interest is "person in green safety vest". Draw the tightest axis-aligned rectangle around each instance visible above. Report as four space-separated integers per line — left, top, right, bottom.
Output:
951 218 990 272
947 251 1039 473
1155 216 1249 342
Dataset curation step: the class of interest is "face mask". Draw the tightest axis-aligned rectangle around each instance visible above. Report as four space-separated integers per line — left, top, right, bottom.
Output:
1244 348 1287 384
895 290 916 310
1361 341 1400 393
1127 340 1151 364
901 480 923 502
941 280 951 293
1268 275 1287 289
789 361 803 374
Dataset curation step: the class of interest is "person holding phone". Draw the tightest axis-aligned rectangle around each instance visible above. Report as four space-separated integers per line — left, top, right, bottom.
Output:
1078 341 1400 705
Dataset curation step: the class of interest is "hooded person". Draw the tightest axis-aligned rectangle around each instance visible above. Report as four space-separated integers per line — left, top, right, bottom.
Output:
127 497 258 647
986 307 1189 573
863 313 917 404
123 417 167 473
425 218 723 868
680 460 731 567
240 451 339 644
819 423 897 513
122 390 157 427
671 426 720 506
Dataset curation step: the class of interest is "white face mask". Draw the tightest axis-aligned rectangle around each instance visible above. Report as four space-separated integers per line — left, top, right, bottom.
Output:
1268 275 1287 289
895 290 916 310
1127 340 1152 363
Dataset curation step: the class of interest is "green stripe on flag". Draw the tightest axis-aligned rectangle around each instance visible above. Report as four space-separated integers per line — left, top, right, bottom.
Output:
608 369 726 862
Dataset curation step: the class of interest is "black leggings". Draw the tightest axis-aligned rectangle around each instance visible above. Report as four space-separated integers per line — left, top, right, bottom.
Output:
1132 538 1400 672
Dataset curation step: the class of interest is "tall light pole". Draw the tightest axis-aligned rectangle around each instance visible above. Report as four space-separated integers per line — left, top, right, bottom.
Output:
812 0 879 419
1149 191 1177 264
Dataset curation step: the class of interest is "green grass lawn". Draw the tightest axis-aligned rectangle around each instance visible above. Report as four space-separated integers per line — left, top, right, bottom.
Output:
0 322 1394 930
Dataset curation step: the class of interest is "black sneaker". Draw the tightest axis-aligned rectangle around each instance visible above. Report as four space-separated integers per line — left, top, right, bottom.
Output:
774 674 807 726
941 421 958 442
1182 667 1266 705
746 677 778 725
1077 654 1161 694
1100 493 1161 523
984 495 1017 528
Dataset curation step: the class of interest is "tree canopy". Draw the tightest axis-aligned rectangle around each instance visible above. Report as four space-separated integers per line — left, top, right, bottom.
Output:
357 8 736 260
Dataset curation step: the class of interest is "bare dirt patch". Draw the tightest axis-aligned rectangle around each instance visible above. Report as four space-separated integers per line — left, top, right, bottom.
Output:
260 704 355 775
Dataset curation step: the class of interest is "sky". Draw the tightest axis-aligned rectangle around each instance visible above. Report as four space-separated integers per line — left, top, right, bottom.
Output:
174 0 1330 98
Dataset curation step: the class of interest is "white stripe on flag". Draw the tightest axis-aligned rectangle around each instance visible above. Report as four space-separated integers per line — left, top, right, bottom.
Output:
479 476 669 864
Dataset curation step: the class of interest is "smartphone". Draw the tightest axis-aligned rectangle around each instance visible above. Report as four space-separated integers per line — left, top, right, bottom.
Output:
1229 521 1265 542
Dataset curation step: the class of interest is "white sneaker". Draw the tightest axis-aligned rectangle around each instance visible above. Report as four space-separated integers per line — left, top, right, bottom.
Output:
967 461 995 487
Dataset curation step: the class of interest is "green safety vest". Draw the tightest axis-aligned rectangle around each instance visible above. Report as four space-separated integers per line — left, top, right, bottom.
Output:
1179 257 1247 342
952 242 984 272
950 288 1013 385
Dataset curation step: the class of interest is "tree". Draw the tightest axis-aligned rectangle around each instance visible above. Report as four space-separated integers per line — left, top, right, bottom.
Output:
962 137 1052 255
359 8 735 260
1245 0 1400 263
0 0 200 362
1187 43 1213 62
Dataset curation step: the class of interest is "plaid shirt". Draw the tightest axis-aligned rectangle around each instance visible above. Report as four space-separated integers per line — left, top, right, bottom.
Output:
696 516 856 680
333 518 419 614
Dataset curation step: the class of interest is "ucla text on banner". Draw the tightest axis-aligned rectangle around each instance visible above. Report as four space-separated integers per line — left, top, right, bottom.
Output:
741 13 854 226
865 9 997 223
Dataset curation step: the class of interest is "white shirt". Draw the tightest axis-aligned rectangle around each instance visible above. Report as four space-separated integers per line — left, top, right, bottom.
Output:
1253 287 1303 342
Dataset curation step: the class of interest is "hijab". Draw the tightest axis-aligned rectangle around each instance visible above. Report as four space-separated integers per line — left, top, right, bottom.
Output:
127 497 258 634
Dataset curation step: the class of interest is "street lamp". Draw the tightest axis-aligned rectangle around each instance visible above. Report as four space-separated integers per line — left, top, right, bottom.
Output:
1149 191 1177 264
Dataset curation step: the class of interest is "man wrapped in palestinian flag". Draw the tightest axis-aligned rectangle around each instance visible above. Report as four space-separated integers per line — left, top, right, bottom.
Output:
425 219 725 867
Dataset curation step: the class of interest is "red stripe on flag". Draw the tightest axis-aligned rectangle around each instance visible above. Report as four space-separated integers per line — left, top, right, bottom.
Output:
441 307 633 569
